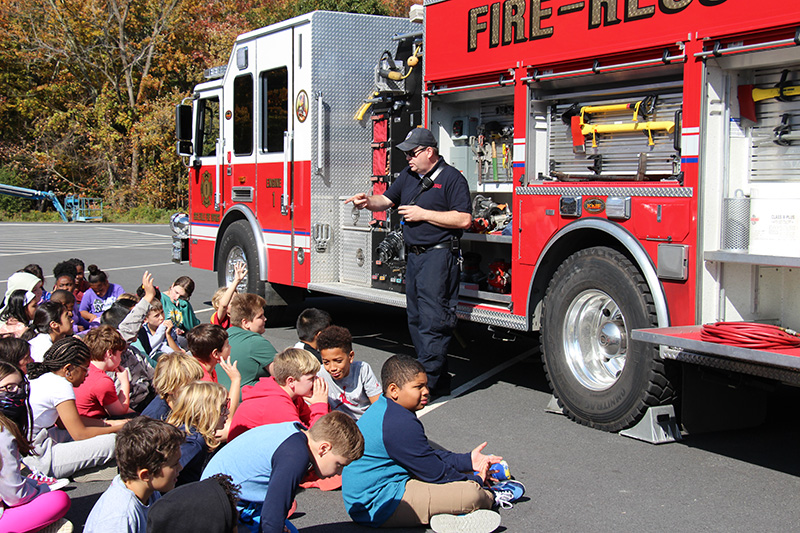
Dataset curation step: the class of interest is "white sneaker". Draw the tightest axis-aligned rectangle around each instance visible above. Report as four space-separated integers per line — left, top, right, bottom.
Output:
26 471 70 491
430 509 501 533
37 518 74 533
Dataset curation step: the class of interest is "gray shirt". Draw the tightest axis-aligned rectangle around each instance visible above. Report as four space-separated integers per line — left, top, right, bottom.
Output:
318 361 381 420
84 475 160 533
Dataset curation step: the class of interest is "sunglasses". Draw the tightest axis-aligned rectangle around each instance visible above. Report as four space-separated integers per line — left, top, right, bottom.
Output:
404 147 427 158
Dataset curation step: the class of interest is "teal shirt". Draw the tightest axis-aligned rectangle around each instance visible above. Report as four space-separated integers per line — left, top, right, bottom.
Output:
216 326 276 391
160 294 199 332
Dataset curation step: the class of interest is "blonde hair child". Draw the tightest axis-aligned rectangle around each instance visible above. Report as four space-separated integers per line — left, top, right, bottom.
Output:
166 380 229 485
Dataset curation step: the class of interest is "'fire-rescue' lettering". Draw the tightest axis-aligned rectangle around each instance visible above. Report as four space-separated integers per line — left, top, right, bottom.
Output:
467 0 728 51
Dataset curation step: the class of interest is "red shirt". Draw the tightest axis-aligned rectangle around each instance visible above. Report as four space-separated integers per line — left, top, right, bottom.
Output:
74 364 118 419
201 365 218 383
210 313 231 329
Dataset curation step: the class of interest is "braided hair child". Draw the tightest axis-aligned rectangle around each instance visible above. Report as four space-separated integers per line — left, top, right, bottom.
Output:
24 336 127 479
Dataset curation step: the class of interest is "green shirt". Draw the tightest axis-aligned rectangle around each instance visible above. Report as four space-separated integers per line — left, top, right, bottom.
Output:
160 294 200 332
216 326 276 391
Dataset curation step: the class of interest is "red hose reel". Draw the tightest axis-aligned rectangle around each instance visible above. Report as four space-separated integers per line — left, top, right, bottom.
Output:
700 322 800 350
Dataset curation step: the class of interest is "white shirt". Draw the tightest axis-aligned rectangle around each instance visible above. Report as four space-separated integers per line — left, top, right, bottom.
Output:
29 372 75 435
318 361 382 420
28 333 53 363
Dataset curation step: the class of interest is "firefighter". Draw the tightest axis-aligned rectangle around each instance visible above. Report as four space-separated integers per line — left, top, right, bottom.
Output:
345 128 471 396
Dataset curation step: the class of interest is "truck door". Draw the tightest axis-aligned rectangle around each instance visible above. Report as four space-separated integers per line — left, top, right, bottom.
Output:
253 27 298 287
190 87 223 271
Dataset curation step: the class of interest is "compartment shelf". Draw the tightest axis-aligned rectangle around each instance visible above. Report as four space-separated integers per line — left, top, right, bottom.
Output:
459 283 512 304
704 250 800 268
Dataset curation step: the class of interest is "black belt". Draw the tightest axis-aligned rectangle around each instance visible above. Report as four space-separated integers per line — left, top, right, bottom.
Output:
407 241 451 255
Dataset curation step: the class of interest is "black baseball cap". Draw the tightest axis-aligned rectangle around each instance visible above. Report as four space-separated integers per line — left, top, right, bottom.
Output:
396 127 437 152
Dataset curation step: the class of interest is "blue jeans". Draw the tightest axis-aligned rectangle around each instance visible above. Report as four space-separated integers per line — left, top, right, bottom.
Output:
405 246 459 391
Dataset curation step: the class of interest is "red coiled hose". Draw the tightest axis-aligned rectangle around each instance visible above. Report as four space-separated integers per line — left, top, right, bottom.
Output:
700 322 800 349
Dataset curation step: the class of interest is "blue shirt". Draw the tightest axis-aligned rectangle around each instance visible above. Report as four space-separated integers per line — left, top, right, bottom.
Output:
342 395 478 526
84 475 160 533
201 422 309 533
383 160 471 246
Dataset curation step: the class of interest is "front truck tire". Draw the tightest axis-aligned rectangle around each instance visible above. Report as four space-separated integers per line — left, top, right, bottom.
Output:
540 246 675 432
216 220 300 317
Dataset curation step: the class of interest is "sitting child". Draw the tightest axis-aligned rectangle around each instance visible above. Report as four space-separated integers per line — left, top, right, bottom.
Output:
228 347 329 441
146 474 241 533
160 276 200 337
134 300 181 359
76 325 136 419
215 293 276 391
23 301 74 362
210 262 246 329
0 360 73 533
141 351 204 422
84 416 185 533
79 264 125 324
293 308 331 362
0 336 34 374
52 261 90 332
166 381 229 486
316 325 381 420
202 411 364 533
49 289 85 334
0 289 37 338
342 354 525 532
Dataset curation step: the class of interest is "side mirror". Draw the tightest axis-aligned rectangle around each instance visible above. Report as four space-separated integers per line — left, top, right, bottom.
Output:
175 104 193 142
177 140 193 157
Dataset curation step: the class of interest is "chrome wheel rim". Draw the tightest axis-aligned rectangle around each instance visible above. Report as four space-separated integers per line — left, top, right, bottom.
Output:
225 246 249 292
563 289 627 391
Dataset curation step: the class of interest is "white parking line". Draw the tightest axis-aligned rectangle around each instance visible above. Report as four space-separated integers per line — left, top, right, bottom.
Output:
97 227 172 239
103 263 177 272
417 349 535 418
0 243 170 258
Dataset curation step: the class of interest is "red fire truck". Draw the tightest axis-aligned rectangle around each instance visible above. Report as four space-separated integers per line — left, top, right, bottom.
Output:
175 3 800 437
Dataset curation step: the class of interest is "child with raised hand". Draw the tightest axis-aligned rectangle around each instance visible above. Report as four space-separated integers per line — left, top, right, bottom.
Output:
166 380 230 485
0 289 38 338
0 337 34 374
24 337 126 480
79 264 125 324
23 301 73 362
0 360 73 533
84 416 185 533
228 347 328 441
215 293 276 391
317 325 381 420
211 262 247 329
342 354 525 533
160 276 200 336
202 411 364 533
293 308 331 362
141 351 204 422
76 325 136 419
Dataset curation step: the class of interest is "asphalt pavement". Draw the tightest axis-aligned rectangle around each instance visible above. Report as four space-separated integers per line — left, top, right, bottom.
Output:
2 222 799 532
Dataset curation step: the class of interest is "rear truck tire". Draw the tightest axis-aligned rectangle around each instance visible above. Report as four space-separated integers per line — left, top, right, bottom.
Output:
216 220 302 323
540 246 675 432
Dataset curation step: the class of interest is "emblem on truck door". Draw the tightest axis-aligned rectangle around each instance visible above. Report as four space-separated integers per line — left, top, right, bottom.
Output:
201 171 213 208
296 90 309 123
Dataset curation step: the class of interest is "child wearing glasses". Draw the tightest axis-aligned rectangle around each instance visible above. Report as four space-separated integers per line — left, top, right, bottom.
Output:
0 360 74 533
24 336 127 480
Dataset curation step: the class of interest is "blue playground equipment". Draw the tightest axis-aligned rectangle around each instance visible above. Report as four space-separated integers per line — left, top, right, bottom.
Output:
0 183 102 222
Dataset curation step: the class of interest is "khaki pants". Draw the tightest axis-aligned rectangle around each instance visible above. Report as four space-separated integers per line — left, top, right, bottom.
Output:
382 479 494 527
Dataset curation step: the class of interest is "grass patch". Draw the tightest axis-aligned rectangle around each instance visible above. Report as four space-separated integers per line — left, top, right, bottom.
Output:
0 206 173 223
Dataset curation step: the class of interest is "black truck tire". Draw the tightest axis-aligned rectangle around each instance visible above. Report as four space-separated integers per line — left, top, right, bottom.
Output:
217 220 265 298
540 246 674 432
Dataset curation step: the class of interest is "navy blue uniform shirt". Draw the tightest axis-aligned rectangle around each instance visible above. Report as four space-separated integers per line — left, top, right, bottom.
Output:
384 159 471 246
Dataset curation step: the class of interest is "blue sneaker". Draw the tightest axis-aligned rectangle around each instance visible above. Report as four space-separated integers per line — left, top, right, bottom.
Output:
488 460 511 481
490 480 525 509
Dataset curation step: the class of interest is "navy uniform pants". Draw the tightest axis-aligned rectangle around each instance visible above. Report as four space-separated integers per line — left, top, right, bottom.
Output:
405 246 459 392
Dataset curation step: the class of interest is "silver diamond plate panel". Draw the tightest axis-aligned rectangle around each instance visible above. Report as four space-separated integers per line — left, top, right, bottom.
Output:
339 195 371 229
340 229 372 286
310 196 339 282
308 12 415 285
456 305 528 331
662 347 800 385
516 186 692 197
